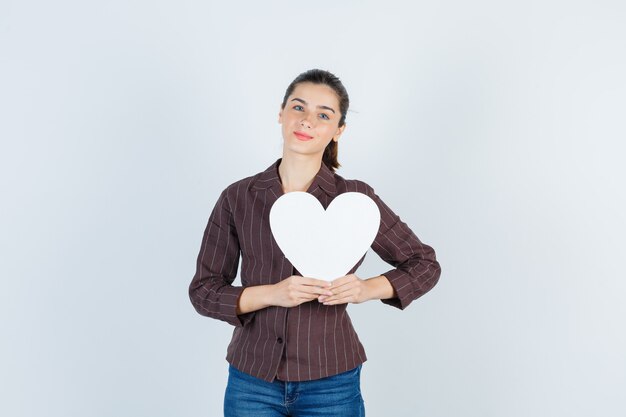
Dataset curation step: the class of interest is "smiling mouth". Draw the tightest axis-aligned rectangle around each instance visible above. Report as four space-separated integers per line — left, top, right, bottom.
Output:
294 131 314 141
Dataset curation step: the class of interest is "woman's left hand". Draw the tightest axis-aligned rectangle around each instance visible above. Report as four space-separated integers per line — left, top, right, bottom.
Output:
317 274 370 305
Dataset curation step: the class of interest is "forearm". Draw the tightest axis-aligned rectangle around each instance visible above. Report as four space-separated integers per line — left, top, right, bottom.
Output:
236 284 274 315
364 275 397 301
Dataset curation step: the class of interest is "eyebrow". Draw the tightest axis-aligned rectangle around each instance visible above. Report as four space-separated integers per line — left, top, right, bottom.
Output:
290 98 336 114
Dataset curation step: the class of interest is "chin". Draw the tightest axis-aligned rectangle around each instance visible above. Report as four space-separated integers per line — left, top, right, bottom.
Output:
283 145 322 157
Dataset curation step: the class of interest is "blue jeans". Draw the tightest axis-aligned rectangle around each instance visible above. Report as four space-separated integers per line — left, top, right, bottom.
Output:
223 363 366 417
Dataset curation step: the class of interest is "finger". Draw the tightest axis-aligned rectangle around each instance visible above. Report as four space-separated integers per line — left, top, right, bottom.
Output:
327 282 351 293
305 286 334 296
293 291 318 301
330 274 356 287
324 280 356 295
323 293 356 305
319 287 348 302
301 277 333 288
321 285 358 302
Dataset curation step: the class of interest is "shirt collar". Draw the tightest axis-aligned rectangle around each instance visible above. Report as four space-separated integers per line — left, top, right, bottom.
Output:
250 157 337 197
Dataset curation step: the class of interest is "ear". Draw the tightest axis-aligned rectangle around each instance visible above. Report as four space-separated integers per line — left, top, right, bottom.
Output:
278 104 283 123
333 123 346 142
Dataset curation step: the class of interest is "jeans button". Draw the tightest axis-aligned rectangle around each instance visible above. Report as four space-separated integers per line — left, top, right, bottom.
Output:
277 337 283 344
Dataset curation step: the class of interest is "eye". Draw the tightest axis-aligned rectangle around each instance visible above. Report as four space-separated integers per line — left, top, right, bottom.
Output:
293 105 304 111
319 113 330 120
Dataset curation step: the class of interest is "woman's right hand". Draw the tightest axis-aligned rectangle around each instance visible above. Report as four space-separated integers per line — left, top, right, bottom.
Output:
270 275 334 308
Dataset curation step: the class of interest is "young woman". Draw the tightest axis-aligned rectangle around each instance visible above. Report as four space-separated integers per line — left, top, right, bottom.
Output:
189 69 442 417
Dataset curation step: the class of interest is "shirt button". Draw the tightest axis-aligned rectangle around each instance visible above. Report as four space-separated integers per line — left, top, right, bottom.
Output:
277 337 283 344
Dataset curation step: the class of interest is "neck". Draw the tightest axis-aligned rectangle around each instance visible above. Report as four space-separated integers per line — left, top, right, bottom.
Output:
278 154 322 193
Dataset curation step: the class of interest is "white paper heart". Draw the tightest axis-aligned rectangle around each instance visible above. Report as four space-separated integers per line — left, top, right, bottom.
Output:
269 191 381 282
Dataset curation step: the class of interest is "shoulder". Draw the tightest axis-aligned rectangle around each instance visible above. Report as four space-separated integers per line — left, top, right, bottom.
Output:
215 165 270 206
221 173 257 195
333 172 376 196
334 173 398 221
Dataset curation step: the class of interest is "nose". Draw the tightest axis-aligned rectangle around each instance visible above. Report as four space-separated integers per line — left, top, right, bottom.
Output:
300 112 314 128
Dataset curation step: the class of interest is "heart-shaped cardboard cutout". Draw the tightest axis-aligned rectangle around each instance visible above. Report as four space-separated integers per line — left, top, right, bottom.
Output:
269 191 381 281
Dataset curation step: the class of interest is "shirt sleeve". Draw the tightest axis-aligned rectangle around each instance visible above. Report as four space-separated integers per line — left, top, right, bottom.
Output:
188 187 256 327
362 182 442 310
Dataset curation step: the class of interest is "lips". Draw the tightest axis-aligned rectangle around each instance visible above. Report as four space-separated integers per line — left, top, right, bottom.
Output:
294 131 314 141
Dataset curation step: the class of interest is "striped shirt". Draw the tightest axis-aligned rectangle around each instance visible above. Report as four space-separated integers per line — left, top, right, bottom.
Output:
188 157 441 382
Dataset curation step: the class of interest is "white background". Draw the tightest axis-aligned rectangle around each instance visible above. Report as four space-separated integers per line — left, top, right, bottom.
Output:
1 1 625 416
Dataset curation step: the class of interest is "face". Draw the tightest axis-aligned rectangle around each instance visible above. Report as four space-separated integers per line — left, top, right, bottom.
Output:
278 82 346 158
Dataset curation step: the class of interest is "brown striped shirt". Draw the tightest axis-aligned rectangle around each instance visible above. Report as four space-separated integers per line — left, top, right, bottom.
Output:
188 157 441 382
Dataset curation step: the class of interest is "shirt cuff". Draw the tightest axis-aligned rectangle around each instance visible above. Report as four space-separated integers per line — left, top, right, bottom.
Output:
379 268 415 310
220 285 256 327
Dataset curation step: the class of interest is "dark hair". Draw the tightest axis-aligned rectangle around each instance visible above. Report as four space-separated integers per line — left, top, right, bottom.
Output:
280 69 349 172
